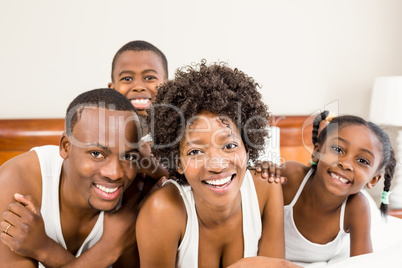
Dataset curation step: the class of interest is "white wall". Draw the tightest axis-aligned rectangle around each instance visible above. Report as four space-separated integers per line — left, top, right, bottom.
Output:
1 0 402 119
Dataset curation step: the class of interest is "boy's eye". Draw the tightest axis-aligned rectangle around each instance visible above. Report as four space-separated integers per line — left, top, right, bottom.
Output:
121 77 133 82
224 143 237 150
91 151 104 159
188 149 201 156
123 152 139 162
145 76 157 81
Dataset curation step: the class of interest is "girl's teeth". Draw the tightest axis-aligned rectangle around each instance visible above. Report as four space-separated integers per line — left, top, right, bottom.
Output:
330 173 350 184
96 184 119 194
131 99 149 105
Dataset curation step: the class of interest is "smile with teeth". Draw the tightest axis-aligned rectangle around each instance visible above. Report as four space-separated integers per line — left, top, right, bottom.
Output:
203 175 233 188
330 173 350 184
95 184 119 194
131 99 150 105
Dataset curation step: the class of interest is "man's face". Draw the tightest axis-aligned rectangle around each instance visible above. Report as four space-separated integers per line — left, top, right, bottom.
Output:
108 50 167 118
61 107 140 212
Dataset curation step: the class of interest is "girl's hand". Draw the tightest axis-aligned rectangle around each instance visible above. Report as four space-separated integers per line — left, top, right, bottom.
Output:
250 161 287 184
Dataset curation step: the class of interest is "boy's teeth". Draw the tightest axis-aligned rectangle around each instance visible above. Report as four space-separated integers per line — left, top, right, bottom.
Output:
330 173 350 184
205 176 232 186
95 184 119 194
131 99 150 105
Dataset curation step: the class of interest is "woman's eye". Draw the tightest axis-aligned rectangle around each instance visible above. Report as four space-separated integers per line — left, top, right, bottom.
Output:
188 149 201 156
91 151 104 159
224 143 237 150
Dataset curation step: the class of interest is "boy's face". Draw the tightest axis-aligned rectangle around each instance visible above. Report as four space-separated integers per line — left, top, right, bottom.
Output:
108 50 167 117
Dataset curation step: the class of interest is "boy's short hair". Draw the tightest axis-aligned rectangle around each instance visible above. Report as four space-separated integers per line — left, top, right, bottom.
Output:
111 40 168 80
65 88 139 135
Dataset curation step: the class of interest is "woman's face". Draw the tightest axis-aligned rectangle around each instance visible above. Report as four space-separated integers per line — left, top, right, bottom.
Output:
178 110 248 207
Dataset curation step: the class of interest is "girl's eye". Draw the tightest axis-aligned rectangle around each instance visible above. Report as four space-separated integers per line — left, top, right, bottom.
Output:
123 152 139 162
91 151 104 159
224 143 237 150
331 146 343 154
357 158 370 166
188 149 201 156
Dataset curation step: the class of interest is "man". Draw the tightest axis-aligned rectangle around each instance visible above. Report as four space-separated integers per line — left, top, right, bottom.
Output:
0 88 142 267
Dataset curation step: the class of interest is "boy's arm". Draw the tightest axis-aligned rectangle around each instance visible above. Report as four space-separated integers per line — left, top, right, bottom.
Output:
346 193 373 256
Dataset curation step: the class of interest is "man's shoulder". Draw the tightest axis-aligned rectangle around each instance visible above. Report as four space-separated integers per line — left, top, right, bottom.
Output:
0 149 43 203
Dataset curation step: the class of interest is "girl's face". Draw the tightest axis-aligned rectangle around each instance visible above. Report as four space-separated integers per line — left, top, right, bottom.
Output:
178 110 248 207
315 124 382 196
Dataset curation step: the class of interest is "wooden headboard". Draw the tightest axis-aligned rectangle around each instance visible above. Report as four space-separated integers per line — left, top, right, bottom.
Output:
0 116 400 218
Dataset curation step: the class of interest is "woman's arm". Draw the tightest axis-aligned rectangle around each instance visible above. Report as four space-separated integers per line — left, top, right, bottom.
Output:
136 183 186 267
346 192 373 256
253 172 285 258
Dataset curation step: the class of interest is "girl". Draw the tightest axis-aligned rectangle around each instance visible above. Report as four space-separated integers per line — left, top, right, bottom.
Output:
280 111 395 263
136 61 297 267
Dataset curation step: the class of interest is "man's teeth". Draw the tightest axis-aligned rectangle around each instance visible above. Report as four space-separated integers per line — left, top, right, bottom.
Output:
330 173 350 184
204 176 232 187
131 99 150 105
95 184 119 194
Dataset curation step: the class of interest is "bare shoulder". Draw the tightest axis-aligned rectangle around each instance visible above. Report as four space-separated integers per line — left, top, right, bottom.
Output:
138 181 187 228
0 150 42 205
344 192 371 230
281 161 309 205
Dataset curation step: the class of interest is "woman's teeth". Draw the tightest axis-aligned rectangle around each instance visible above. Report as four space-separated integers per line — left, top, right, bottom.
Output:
330 173 350 184
204 176 233 187
95 184 119 193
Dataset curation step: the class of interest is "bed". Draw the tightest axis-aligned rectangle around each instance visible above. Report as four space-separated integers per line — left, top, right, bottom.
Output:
1 116 401 267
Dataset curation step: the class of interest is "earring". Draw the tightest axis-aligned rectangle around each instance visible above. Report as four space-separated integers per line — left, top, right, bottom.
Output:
311 159 318 165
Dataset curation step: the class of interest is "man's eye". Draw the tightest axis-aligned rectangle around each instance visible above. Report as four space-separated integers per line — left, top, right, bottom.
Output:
124 153 139 162
91 151 104 159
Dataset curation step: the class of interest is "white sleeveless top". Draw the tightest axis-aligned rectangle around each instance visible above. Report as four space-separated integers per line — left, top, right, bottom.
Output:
284 168 350 263
33 145 105 268
165 169 262 268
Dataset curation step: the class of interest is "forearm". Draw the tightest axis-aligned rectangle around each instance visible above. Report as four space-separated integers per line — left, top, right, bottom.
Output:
60 239 121 268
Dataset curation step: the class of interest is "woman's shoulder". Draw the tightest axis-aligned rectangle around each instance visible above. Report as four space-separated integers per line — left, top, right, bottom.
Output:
142 181 187 214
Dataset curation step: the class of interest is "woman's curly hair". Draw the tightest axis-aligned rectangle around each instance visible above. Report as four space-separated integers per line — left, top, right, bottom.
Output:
149 60 270 184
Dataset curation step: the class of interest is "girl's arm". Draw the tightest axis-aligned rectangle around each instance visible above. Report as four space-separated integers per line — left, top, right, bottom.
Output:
136 183 186 267
253 172 285 258
346 192 373 256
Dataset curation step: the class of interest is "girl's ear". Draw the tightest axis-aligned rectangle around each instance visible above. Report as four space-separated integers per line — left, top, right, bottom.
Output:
311 143 320 163
59 133 71 160
367 174 381 189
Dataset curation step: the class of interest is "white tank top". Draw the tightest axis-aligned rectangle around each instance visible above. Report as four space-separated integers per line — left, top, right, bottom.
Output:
284 168 350 262
33 145 105 268
165 169 261 268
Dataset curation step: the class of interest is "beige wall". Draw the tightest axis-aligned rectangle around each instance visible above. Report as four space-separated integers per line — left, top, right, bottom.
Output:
1 0 402 119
